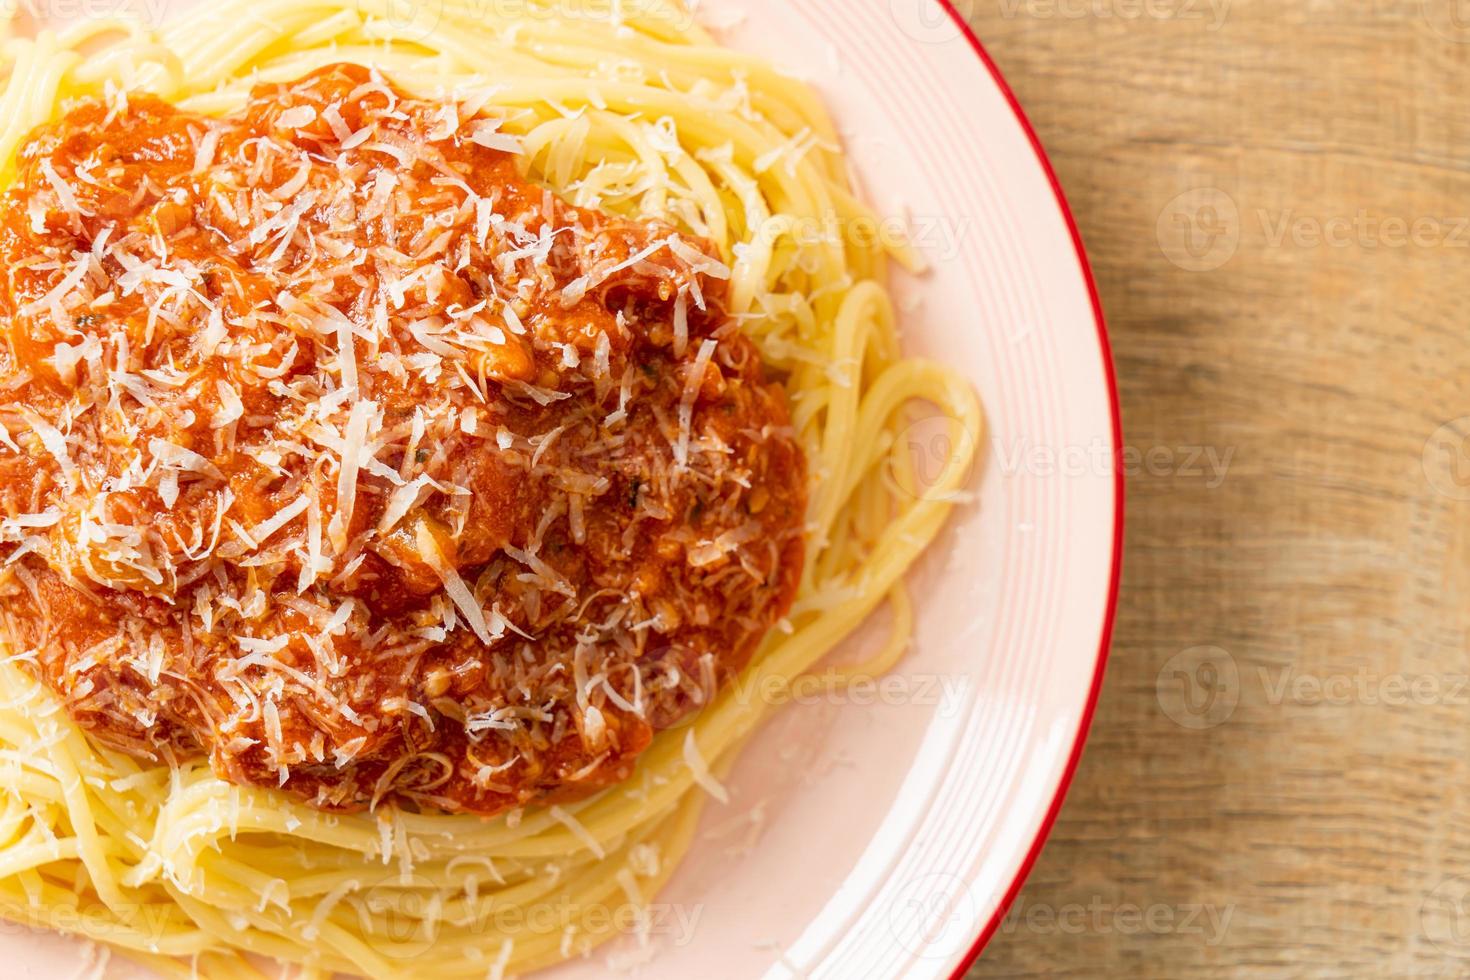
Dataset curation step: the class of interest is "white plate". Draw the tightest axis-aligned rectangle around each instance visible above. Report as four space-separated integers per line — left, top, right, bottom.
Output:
1 1 1120 976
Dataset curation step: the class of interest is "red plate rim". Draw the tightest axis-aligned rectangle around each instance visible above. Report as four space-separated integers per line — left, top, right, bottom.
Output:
928 2 1125 975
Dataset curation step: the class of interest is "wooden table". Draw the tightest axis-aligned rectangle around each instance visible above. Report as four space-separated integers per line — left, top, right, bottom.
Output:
960 0 1470 975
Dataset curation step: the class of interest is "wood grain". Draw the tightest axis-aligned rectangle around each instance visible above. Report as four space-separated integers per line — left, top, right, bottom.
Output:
960 0 1470 975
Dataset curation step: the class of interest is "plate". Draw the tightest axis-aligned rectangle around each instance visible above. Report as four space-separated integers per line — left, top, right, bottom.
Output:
0 0 1120 976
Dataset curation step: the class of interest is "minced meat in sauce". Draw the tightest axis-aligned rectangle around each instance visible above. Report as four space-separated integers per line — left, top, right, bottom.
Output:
0 64 806 815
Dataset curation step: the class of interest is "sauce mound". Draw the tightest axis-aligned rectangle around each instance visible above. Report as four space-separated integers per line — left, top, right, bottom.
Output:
0 64 806 814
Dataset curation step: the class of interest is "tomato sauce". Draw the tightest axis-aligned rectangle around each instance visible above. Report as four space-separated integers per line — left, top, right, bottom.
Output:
0 64 805 814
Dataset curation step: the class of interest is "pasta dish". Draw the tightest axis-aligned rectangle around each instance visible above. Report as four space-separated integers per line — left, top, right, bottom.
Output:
0 1 981 976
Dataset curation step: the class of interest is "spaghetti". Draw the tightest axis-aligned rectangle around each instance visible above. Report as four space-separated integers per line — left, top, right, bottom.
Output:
0 1 983 977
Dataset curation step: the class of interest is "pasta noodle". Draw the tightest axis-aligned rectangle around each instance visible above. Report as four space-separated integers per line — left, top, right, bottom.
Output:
0 1 983 975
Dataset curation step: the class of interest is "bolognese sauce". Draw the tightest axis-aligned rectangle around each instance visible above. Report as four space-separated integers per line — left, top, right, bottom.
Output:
0 64 806 814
